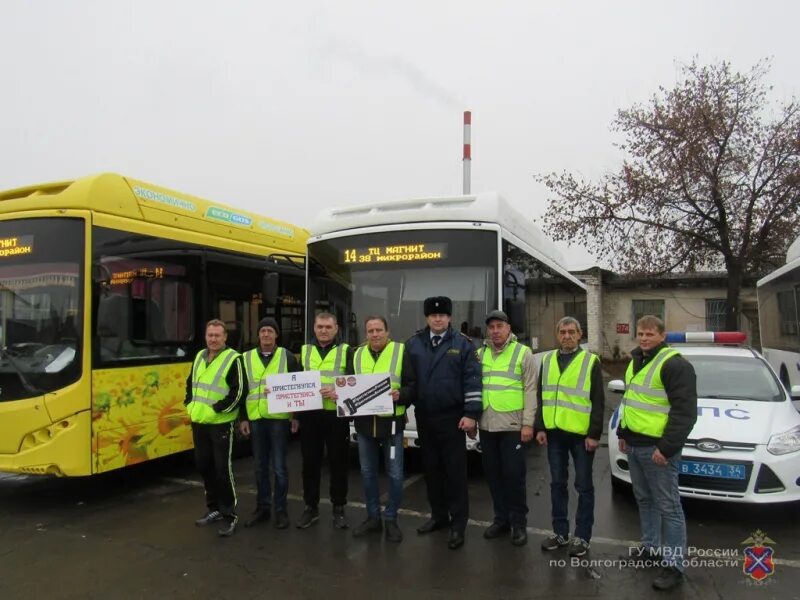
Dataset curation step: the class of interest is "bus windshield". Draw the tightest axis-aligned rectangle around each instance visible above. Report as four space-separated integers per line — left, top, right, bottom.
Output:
308 229 498 345
0 218 83 400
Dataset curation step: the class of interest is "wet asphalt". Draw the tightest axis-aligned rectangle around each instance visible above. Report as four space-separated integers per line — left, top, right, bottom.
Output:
1 396 799 599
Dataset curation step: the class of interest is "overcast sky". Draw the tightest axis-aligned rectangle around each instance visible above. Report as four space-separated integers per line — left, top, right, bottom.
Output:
2 1 798 268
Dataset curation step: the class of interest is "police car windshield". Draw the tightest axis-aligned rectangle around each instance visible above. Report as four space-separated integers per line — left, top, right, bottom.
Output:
687 355 784 402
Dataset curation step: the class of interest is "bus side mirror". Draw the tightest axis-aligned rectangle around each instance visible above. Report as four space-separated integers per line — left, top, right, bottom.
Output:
262 273 279 308
791 385 800 400
608 379 625 394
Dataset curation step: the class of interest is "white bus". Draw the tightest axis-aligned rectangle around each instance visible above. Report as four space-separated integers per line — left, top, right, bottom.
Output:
757 235 800 393
306 192 586 449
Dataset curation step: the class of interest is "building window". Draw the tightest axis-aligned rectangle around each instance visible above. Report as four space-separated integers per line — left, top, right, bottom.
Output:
632 299 665 337
705 299 728 332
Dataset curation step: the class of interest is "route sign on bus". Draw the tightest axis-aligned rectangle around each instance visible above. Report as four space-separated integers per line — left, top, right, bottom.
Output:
341 242 447 265
0 235 34 258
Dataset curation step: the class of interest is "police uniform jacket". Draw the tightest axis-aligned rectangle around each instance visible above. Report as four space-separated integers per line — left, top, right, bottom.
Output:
405 326 482 419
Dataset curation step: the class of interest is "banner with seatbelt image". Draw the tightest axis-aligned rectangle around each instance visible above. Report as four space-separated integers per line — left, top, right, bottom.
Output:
335 373 394 417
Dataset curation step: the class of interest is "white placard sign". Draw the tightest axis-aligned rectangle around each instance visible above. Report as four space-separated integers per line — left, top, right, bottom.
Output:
266 371 323 413
334 373 395 417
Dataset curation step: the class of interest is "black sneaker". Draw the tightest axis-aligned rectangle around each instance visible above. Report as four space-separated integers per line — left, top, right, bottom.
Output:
195 510 223 526
384 520 403 543
244 507 271 528
296 506 320 529
568 537 590 557
217 515 238 537
541 534 569 551
652 567 683 591
353 517 382 538
274 511 290 530
332 505 349 530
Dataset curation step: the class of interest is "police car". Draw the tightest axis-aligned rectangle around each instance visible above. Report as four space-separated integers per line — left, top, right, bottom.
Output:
607 332 800 503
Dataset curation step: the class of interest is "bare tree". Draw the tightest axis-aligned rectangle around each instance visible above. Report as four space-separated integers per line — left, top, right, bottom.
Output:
538 59 800 330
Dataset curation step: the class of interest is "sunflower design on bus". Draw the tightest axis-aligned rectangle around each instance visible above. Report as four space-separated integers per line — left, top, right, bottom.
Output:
92 364 192 472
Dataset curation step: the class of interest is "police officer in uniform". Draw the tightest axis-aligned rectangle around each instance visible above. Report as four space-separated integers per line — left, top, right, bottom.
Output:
617 315 697 591
239 317 301 530
296 312 352 530
478 310 537 547
350 316 416 543
185 319 244 537
405 296 482 550
535 316 604 557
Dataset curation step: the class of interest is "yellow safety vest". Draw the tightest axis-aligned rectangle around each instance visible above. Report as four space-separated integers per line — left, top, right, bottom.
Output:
620 347 679 438
187 347 240 424
479 340 528 412
243 347 291 421
540 349 598 435
301 343 349 411
353 341 406 417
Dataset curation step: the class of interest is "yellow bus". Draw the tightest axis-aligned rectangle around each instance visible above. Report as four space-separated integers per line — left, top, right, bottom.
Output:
0 173 308 476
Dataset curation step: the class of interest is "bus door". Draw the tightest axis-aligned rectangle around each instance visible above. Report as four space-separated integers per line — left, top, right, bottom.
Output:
206 258 264 352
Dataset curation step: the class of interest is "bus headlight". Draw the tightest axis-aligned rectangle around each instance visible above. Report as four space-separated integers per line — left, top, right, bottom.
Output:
767 425 800 455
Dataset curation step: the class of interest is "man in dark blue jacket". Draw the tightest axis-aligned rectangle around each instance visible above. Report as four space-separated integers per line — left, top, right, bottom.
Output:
405 296 482 550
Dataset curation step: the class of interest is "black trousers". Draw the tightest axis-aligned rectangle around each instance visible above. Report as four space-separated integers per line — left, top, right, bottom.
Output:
192 422 237 517
480 429 528 527
299 409 350 508
417 410 469 533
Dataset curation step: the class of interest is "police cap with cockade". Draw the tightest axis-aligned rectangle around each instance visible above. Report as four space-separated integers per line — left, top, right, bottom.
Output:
424 296 452 316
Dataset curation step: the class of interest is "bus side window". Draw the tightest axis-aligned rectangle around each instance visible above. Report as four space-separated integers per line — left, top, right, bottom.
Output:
95 271 194 363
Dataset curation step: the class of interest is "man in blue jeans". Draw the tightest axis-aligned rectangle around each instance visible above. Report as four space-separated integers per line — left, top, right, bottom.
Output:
349 316 415 543
535 316 604 558
238 317 301 530
617 315 697 592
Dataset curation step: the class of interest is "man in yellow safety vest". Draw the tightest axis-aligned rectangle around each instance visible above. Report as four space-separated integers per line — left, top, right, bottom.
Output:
478 310 537 547
535 316 604 558
296 312 352 530
184 319 244 537
238 317 301 530
617 315 697 592
349 315 416 543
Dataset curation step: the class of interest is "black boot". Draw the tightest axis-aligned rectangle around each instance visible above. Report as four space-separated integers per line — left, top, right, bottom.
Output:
244 507 271 528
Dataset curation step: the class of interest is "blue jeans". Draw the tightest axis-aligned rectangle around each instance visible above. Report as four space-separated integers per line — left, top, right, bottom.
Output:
626 445 687 571
546 429 595 541
357 431 404 521
250 418 291 513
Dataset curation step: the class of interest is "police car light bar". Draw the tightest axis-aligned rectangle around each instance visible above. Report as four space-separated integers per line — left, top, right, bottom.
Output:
665 331 747 344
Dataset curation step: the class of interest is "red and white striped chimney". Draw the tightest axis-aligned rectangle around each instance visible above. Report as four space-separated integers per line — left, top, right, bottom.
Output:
463 110 471 195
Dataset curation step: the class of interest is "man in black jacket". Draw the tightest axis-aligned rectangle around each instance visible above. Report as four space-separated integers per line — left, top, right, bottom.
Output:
616 315 697 592
405 296 482 550
535 316 604 558
349 316 416 543
184 319 244 537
